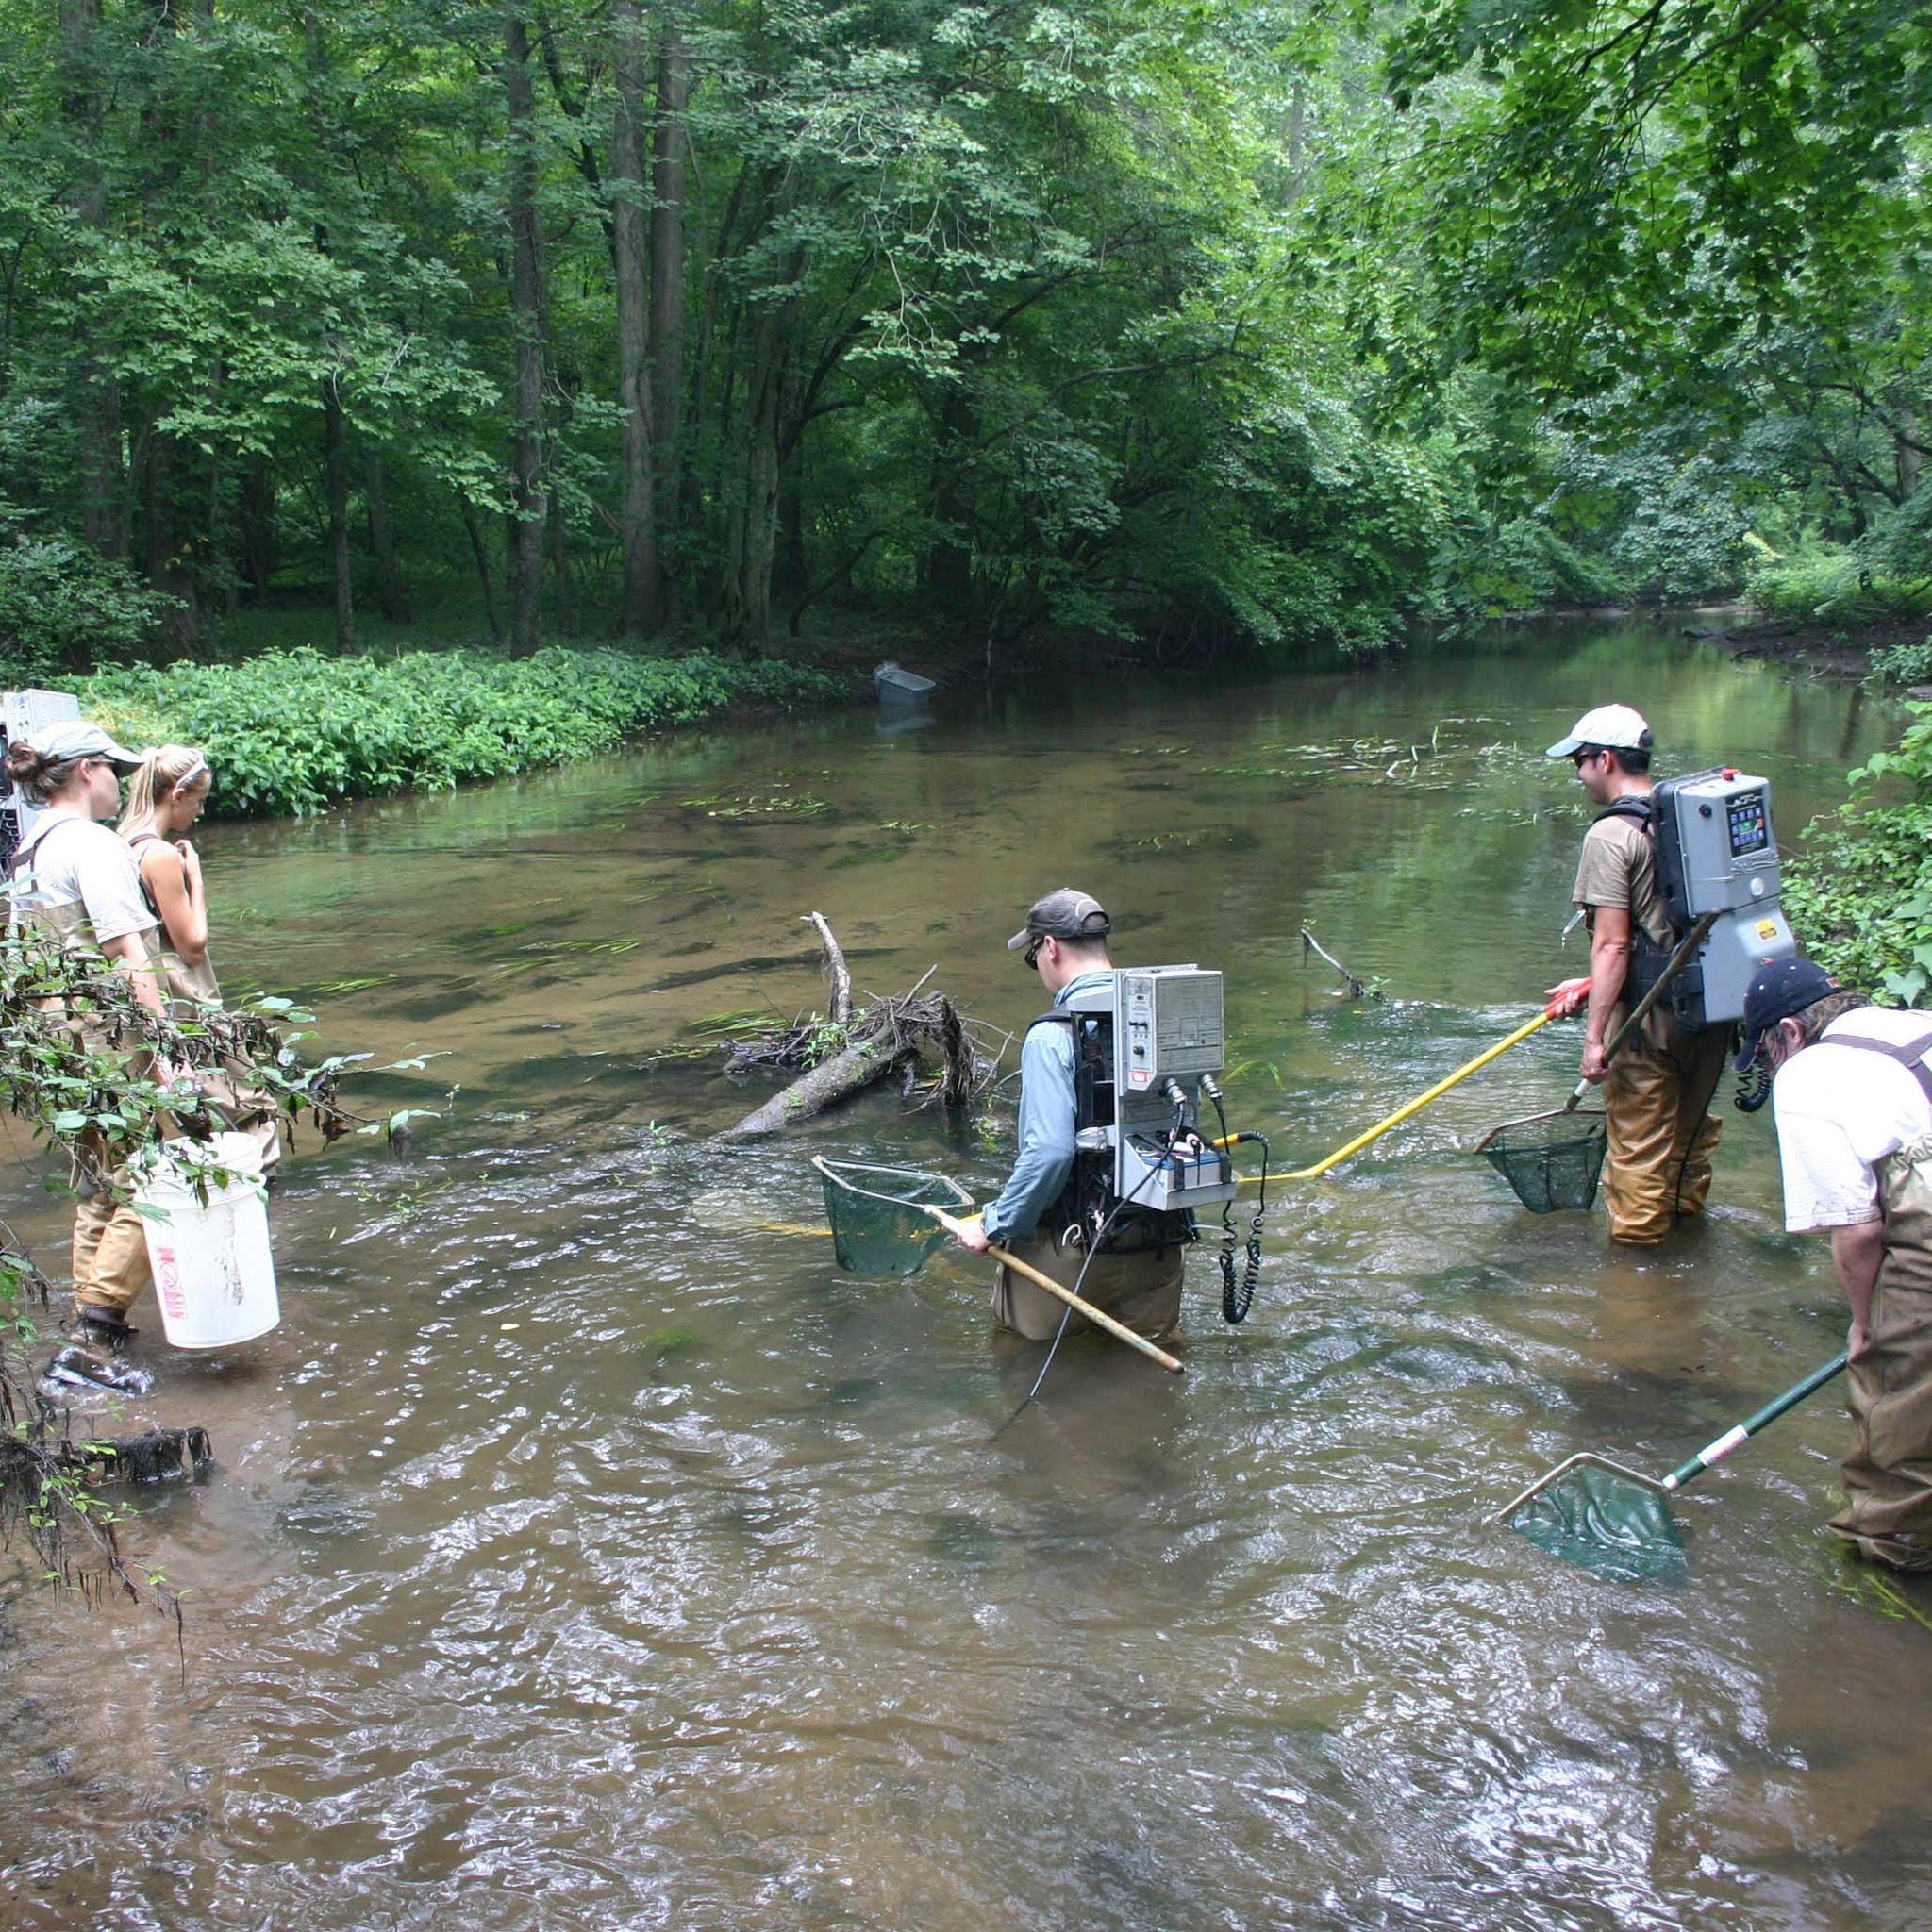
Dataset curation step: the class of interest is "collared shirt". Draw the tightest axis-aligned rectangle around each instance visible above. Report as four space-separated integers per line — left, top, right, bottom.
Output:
980 968 1114 1242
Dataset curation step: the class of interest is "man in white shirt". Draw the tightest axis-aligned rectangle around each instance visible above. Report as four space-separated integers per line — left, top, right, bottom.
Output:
1742 956 1932 1572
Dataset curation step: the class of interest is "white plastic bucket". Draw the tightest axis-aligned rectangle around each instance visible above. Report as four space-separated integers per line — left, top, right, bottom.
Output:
134 1132 280 1349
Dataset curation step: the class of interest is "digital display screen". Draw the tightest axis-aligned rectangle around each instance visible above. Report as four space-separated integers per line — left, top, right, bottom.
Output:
1727 791 1769 857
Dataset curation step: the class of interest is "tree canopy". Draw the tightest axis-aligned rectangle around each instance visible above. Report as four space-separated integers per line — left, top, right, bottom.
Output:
0 0 1924 669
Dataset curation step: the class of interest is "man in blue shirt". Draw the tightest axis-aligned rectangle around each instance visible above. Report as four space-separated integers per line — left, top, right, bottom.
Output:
956 889 1188 1344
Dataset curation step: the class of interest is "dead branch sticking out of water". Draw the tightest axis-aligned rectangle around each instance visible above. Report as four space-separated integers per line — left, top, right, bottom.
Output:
722 922 1009 1137
805 911 852 1024
1300 925 1383 1001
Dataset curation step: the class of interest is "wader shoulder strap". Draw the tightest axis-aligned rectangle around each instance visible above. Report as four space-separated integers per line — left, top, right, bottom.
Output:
1027 1010 1076 1032
8 813 77 885
1824 1030 1932 1108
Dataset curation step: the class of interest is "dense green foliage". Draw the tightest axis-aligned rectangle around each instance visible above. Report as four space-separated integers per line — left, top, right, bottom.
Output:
1784 704 1932 1003
1 0 1918 676
0 0 1919 679
83 647 843 817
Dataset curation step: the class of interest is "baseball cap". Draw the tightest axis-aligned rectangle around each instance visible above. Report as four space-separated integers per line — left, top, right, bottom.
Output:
1734 956 1840 1071
1006 888 1112 953
1545 704 1653 759
26 720 144 772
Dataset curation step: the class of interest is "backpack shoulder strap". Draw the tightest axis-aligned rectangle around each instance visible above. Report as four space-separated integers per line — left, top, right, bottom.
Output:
1593 797 1654 831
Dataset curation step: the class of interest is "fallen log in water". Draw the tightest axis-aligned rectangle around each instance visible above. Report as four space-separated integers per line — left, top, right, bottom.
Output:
723 1028 913 1138
721 918 1008 1137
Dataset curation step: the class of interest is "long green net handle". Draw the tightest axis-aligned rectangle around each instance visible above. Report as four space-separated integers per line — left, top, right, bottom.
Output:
1661 1351 1851 1491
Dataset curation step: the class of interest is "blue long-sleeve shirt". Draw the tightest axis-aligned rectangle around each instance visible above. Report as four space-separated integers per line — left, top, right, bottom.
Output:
980 969 1114 1241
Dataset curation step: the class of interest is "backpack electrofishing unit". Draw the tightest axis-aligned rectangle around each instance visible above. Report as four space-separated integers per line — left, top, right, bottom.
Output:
1599 767 1795 1032
1033 965 1269 1323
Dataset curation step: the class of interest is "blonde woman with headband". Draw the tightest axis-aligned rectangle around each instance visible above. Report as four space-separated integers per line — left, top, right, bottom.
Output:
121 744 282 1174
118 744 219 1007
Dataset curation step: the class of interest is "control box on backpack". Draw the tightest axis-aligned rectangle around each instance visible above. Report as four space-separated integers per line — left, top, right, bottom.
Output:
1 688 81 873
1058 966 1237 1214
1650 768 1796 1027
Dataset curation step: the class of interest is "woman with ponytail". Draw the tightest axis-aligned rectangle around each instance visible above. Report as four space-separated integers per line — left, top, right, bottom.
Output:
121 744 282 1174
118 744 219 1007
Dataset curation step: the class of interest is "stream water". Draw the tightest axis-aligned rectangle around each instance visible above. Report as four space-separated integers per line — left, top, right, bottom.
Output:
4 621 1928 1931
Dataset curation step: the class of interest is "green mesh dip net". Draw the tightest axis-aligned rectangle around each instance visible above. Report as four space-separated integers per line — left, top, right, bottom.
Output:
813 1159 975 1276
1502 1458 1689 1587
1479 1109 1609 1213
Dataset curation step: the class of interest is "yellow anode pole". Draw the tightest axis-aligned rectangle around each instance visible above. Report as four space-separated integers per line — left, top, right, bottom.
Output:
1226 1008 1557 1186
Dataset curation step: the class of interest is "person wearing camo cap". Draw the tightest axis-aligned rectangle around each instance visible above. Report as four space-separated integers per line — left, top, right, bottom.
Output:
953 888 1188 1346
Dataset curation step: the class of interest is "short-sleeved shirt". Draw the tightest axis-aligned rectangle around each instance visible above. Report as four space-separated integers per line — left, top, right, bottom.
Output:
1772 1008 1932 1232
1572 807 1675 1048
8 808 158 948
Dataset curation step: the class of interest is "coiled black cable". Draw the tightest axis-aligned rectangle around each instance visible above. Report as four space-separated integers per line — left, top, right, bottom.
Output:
1205 1089 1267 1324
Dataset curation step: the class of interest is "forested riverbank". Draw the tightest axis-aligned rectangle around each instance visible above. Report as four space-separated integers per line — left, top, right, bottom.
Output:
2 1 1927 678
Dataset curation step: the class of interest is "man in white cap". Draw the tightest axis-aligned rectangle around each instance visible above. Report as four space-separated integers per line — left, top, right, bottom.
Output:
1739 954 1932 1571
954 888 1187 1345
1543 704 1732 1243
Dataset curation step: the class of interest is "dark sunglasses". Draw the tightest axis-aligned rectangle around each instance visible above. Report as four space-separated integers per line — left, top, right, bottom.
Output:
1023 935 1047 970
1571 748 1601 770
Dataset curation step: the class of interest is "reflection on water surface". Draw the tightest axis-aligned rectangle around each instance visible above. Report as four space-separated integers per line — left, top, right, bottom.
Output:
4 623 1929 1931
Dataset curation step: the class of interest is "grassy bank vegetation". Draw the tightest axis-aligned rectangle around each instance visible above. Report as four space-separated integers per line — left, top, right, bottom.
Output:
83 648 847 818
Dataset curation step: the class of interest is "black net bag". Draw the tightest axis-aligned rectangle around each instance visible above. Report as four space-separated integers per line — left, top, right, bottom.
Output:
1478 1109 1608 1213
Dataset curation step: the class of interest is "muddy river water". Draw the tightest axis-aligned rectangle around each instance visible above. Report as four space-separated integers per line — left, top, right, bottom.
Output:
5 622 1929 1931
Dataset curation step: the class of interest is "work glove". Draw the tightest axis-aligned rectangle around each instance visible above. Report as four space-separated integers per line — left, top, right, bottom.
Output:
1542 976 1591 1020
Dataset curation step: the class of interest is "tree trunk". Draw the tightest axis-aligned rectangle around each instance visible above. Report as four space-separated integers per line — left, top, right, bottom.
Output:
721 292 796 653
925 385 978 616
651 10 691 618
458 492 503 641
610 0 658 635
60 0 125 559
239 458 275 600
548 487 572 634
504 7 547 657
323 377 356 652
364 449 407 619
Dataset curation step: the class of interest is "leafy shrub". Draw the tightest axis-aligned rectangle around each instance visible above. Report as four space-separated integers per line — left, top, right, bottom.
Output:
1867 636 1932 687
0 523 180 679
1458 518 1624 615
82 647 848 818
1783 701 1932 1005
1747 544 1932 625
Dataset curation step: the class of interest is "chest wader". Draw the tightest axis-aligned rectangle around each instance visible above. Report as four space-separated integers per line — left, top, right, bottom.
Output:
8 821 164 1333
991 1011 1190 1346
1589 799 1732 1244
125 832 282 1172
1822 1031 1932 1569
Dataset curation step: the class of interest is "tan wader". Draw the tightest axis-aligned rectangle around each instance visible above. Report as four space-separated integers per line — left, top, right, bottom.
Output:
70 1135 156 1324
1832 1132 1932 1571
992 1229 1185 1346
8 896 162 1324
1601 1021 1731 1245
